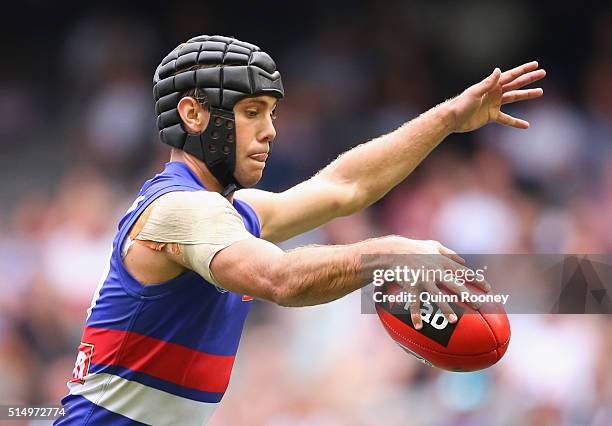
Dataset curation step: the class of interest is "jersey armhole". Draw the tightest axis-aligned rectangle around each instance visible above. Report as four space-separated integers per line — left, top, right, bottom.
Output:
233 198 262 238
113 186 199 298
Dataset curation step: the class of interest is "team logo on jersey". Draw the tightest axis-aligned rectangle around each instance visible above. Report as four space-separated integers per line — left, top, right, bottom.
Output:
213 284 252 301
70 342 94 384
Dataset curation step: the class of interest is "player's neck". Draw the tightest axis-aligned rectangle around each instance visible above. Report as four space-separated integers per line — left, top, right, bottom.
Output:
169 149 234 202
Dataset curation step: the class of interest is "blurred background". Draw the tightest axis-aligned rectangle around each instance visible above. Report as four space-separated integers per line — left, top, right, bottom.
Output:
1 0 611 425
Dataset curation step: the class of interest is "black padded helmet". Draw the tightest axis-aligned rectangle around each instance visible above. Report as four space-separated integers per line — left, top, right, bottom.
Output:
153 35 284 196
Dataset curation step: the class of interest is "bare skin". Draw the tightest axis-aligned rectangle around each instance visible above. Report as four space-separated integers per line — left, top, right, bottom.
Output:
124 95 278 283
124 61 545 327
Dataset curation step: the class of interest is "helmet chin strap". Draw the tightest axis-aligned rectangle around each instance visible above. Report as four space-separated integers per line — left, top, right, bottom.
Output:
183 107 242 196
221 183 240 198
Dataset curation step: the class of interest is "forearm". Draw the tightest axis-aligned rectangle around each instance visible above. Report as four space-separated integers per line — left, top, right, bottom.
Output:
320 102 455 212
210 235 459 308
271 237 394 307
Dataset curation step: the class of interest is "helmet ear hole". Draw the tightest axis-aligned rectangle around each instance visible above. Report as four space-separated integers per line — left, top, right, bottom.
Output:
153 35 284 195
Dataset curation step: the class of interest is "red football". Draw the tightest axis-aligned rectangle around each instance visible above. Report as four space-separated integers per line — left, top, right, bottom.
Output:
375 283 511 371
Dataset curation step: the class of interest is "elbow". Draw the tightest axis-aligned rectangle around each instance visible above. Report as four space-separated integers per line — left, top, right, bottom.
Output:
259 258 302 307
315 172 365 217
336 182 367 217
269 280 302 307
272 290 299 307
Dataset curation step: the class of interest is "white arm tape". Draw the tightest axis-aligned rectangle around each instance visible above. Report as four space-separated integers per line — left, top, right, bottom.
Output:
136 190 255 285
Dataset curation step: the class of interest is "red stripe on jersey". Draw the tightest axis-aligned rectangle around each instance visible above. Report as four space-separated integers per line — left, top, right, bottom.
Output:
82 326 235 393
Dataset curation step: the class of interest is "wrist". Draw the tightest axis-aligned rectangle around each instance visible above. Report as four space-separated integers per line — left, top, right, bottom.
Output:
434 98 459 135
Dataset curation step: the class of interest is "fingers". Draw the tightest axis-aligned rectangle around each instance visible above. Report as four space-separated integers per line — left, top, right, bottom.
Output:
502 69 546 92
437 244 466 265
501 88 544 105
442 261 492 294
433 245 491 293
470 275 492 293
427 243 491 292
409 294 423 330
496 111 529 129
499 61 540 85
471 67 501 97
421 281 457 323
443 279 482 310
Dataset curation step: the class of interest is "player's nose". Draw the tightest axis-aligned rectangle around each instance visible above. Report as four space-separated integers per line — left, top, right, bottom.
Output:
258 117 276 144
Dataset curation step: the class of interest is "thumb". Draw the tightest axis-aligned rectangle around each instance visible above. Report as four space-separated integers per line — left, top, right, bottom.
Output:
472 67 501 96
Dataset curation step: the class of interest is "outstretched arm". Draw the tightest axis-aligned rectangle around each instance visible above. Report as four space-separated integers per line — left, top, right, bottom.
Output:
237 62 545 243
207 234 475 315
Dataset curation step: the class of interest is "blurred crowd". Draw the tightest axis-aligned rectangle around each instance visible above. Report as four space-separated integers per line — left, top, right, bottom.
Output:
1 1 611 425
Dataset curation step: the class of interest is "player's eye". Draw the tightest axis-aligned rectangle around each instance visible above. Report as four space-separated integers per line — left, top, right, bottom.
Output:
245 109 258 118
270 107 277 120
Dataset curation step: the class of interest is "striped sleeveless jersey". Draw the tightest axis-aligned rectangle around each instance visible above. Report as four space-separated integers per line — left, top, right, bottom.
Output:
55 162 260 425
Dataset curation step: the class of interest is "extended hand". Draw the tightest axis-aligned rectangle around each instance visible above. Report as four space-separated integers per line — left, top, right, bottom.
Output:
449 61 546 133
380 237 491 329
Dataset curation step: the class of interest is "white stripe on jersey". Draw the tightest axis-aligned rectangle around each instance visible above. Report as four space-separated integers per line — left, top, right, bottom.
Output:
68 373 217 425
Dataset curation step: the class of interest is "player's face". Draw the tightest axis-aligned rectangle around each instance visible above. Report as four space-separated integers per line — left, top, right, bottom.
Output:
232 95 278 187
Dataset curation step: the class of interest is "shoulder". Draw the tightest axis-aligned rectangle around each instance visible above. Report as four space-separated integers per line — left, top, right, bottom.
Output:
156 190 232 209
146 190 245 229
130 190 237 239
153 190 243 219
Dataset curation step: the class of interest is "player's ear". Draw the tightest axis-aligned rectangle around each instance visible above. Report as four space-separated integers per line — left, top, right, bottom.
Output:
177 97 209 134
